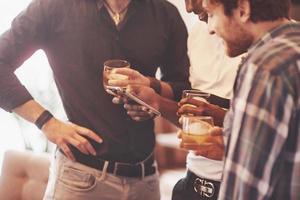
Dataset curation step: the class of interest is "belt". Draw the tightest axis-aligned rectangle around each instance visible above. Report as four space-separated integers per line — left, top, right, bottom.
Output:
187 170 221 200
74 151 156 178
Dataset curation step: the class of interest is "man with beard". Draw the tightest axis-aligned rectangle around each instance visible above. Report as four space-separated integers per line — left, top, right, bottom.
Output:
111 0 300 199
200 0 300 199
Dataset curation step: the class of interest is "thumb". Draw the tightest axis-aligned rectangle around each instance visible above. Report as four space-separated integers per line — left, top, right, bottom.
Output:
177 130 183 139
126 85 143 95
209 127 223 136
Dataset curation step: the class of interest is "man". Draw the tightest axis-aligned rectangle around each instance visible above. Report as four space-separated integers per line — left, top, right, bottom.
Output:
109 1 241 200
0 0 190 199
200 0 300 199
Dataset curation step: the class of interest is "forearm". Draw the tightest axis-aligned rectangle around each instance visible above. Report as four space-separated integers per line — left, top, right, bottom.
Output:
156 96 180 127
160 81 174 99
12 99 48 124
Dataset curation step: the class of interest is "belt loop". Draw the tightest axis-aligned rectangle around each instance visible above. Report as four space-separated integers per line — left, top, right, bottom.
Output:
113 162 119 176
99 161 109 181
141 163 145 180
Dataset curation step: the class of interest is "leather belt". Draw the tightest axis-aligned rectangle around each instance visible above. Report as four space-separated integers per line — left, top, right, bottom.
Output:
74 151 156 178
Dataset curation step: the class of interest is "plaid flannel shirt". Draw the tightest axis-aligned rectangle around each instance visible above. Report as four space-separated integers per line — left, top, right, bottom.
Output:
219 22 300 200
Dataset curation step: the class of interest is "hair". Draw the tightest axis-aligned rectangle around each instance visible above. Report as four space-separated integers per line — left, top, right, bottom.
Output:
291 0 300 5
210 0 291 22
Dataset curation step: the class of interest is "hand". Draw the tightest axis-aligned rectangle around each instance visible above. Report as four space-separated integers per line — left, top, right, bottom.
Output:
124 103 155 121
107 68 150 88
178 127 224 161
178 98 226 126
42 118 103 161
123 85 160 121
111 93 129 105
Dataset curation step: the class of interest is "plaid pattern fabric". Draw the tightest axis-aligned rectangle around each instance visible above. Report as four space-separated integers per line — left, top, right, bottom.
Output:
219 22 300 200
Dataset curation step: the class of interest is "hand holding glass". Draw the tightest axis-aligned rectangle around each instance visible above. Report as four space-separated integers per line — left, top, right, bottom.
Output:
181 115 214 145
103 59 130 95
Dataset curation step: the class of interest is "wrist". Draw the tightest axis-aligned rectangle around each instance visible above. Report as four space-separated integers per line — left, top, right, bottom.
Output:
41 117 56 133
148 77 161 95
153 93 162 111
35 110 53 130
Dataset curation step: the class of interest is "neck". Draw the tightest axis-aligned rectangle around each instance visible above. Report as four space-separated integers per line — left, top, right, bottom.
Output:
250 18 290 44
105 0 131 11
290 4 300 21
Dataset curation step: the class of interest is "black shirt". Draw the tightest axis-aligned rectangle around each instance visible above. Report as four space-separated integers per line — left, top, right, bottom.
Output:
0 0 190 162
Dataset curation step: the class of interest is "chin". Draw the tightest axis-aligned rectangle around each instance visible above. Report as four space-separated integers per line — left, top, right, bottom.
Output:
225 41 251 57
226 47 246 57
223 29 253 57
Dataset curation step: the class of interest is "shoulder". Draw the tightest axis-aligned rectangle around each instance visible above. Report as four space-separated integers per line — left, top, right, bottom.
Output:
252 34 300 76
145 0 181 17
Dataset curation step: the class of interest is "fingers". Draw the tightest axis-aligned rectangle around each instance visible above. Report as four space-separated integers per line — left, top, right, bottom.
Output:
126 85 142 95
112 96 128 104
73 124 103 143
131 116 153 121
44 120 102 160
67 137 89 155
194 144 224 161
73 134 97 156
108 79 128 87
177 130 183 138
177 105 205 116
60 144 75 161
108 68 141 87
124 104 154 121
209 127 223 136
178 98 208 116
112 68 140 78
180 142 202 150
179 98 208 107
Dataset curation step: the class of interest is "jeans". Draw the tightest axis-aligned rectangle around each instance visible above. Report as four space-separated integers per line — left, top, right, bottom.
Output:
43 151 160 200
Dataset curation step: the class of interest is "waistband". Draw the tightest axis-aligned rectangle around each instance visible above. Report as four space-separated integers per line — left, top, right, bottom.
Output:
70 150 156 178
186 170 221 200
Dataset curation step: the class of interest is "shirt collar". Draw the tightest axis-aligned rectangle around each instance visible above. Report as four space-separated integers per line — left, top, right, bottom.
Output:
247 21 300 55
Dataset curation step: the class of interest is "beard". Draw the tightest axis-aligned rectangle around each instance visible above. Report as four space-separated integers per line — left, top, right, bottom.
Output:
223 23 254 57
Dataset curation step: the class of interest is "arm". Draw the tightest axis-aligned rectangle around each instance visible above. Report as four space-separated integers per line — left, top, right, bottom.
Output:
12 100 102 161
178 97 227 127
0 0 102 160
107 68 175 99
159 5 191 101
124 85 180 126
221 68 296 198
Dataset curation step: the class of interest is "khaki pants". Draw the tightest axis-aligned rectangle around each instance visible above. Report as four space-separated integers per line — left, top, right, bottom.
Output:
43 151 160 200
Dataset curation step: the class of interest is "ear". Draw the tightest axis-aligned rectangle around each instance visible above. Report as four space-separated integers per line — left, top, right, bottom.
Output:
237 0 250 23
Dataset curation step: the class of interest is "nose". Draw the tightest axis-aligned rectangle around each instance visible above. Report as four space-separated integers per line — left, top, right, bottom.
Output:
207 19 215 35
185 0 193 13
209 29 215 35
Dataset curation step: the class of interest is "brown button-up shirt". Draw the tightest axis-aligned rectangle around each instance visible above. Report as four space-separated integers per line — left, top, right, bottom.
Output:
0 0 190 162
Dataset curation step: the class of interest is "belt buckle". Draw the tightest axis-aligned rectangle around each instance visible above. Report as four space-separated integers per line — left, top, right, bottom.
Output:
193 177 215 198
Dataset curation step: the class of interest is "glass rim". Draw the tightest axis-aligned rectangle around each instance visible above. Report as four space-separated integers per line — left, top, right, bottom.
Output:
181 115 213 120
182 89 210 98
104 59 130 68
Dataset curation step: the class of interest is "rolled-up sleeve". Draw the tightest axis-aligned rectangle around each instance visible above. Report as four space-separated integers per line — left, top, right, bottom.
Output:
0 0 51 112
160 5 191 101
